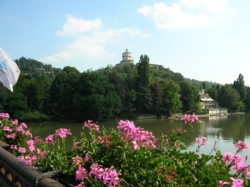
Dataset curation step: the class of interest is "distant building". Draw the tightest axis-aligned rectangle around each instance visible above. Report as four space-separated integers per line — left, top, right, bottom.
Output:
119 49 134 64
149 64 163 69
199 89 228 115
199 89 218 109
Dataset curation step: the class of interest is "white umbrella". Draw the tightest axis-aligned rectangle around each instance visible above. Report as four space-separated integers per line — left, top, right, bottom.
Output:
0 48 21 92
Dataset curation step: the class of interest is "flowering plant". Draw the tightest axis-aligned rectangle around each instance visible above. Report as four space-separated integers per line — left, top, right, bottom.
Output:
1 113 250 186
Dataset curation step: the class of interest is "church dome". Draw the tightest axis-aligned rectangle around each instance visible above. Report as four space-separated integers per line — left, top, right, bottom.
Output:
119 49 134 64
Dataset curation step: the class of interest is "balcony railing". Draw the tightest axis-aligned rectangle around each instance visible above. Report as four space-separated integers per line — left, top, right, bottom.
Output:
0 141 66 187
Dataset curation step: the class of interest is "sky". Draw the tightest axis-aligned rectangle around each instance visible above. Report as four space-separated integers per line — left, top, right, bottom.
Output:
1 0 250 86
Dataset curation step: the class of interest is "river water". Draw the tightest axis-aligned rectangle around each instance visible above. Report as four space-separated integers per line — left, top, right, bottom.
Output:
29 114 250 159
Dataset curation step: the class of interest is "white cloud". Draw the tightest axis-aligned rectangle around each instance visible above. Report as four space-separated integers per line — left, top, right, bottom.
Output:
39 52 72 63
66 36 109 59
40 15 148 65
138 0 235 30
180 0 229 13
138 3 214 29
56 14 102 36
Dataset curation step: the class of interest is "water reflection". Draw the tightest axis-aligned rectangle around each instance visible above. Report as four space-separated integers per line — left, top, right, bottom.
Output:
29 114 250 159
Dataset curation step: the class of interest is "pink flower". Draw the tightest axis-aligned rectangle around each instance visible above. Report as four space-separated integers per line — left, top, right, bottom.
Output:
174 141 180 149
218 180 229 187
222 152 234 164
37 149 47 159
84 153 92 162
55 128 72 139
181 114 201 124
132 140 140 150
72 141 79 150
233 160 246 171
40 151 47 158
15 126 24 132
243 168 250 180
3 126 12 132
76 182 85 187
45 134 54 144
24 130 33 138
17 156 25 162
0 113 10 119
20 122 27 129
6 133 16 139
34 136 42 144
28 145 36 152
233 155 243 164
75 165 88 181
103 168 120 187
195 137 207 147
89 164 120 186
230 177 244 187
90 163 103 179
27 140 34 146
235 140 248 152
26 140 36 152
117 120 157 150
82 120 100 132
12 119 18 125
24 155 37 165
10 145 17 150
72 156 83 166
18 155 37 165
18 147 26 153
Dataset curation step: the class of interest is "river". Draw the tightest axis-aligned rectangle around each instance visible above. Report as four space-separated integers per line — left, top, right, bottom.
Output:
29 114 250 159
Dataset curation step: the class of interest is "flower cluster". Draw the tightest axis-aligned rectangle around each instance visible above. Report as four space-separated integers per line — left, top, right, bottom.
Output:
117 120 157 150
195 136 207 147
55 128 72 139
235 140 248 152
0 113 10 119
1 119 32 142
73 155 120 187
44 128 72 144
97 135 111 148
220 140 250 186
219 178 244 187
82 120 99 132
181 113 201 124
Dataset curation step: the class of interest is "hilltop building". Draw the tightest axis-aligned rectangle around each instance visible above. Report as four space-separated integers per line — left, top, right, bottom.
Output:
117 49 163 69
119 49 134 64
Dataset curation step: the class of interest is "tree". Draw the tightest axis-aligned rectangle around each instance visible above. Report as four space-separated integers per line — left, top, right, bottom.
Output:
75 71 121 121
218 84 243 112
245 87 250 112
162 80 182 116
136 55 152 113
48 67 80 120
233 73 246 101
0 86 8 111
207 84 221 102
4 91 28 119
180 81 200 113
150 82 163 116
105 65 138 118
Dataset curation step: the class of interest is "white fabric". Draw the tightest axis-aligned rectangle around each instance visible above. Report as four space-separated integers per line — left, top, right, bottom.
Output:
0 48 21 92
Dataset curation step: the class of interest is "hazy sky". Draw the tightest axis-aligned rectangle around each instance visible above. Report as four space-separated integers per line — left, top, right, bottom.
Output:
1 0 250 86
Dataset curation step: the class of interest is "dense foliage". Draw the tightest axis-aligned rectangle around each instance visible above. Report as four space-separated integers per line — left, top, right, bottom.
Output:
1 113 249 187
1 56 250 122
